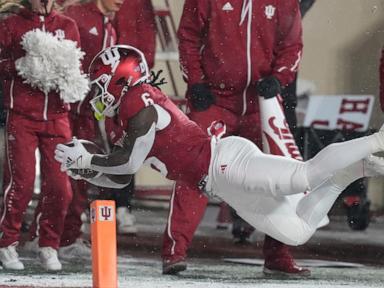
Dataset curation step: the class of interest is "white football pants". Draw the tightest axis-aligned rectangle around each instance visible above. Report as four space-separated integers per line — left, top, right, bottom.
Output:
209 133 383 246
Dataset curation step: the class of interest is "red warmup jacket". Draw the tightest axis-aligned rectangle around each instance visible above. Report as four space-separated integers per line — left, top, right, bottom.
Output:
178 0 303 115
65 0 156 71
0 8 80 121
65 0 156 116
116 0 156 69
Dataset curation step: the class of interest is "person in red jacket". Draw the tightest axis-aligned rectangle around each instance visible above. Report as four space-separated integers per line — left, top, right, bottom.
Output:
162 0 308 276
25 0 156 260
0 0 83 271
231 0 318 250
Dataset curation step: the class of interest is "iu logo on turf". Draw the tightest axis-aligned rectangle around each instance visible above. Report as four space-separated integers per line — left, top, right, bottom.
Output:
99 206 114 221
265 5 276 19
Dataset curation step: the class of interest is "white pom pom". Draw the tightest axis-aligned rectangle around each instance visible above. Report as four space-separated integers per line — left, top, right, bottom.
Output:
15 29 89 103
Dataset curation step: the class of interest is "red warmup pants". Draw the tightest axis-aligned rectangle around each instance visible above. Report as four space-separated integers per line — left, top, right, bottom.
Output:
29 179 89 247
29 114 97 246
162 104 263 259
0 112 72 249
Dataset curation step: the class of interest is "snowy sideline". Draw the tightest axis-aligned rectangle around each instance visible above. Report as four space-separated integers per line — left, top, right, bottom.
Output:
0 256 383 288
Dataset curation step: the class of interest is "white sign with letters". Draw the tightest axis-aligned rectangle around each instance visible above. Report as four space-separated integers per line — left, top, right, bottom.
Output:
303 95 374 132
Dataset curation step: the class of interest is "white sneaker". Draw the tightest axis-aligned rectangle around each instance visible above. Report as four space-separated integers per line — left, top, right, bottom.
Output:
38 247 62 271
116 207 138 235
23 237 39 254
0 243 24 270
59 238 91 261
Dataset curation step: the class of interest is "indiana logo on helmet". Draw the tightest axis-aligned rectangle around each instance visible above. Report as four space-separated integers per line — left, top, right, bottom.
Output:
88 45 150 120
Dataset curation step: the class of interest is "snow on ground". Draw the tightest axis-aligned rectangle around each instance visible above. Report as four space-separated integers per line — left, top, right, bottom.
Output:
0 254 383 288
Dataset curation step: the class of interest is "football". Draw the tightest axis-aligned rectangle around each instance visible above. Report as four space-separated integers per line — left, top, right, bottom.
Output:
66 139 104 179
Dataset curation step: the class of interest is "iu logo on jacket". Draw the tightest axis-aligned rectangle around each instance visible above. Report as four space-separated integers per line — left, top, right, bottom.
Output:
54 29 65 40
264 5 276 20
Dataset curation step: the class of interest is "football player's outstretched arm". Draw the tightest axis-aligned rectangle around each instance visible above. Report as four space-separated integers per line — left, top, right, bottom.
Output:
89 105 158 175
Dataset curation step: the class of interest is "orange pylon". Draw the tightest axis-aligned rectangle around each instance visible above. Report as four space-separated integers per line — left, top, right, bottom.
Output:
90 200 117 288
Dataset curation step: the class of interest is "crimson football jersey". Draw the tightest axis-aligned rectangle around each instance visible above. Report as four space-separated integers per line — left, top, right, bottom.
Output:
110 84 212 186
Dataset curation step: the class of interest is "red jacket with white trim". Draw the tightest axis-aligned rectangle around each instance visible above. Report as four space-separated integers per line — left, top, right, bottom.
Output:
116 0 156 69
178 0 303 115
64 0 156 117
0 8 80 120
65 0 156 72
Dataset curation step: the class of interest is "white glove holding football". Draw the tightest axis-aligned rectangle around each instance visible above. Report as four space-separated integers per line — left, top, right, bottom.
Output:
55 138 93 172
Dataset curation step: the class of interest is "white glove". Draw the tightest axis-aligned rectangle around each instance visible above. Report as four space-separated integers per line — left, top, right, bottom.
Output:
55 138 93 171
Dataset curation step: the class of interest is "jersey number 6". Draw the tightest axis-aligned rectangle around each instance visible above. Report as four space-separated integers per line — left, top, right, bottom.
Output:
141 92 154 107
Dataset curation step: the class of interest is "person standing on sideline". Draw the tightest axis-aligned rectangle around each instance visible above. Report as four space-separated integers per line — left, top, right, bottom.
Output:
0 0 85 271
161 0 308 276
231 0 318 249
